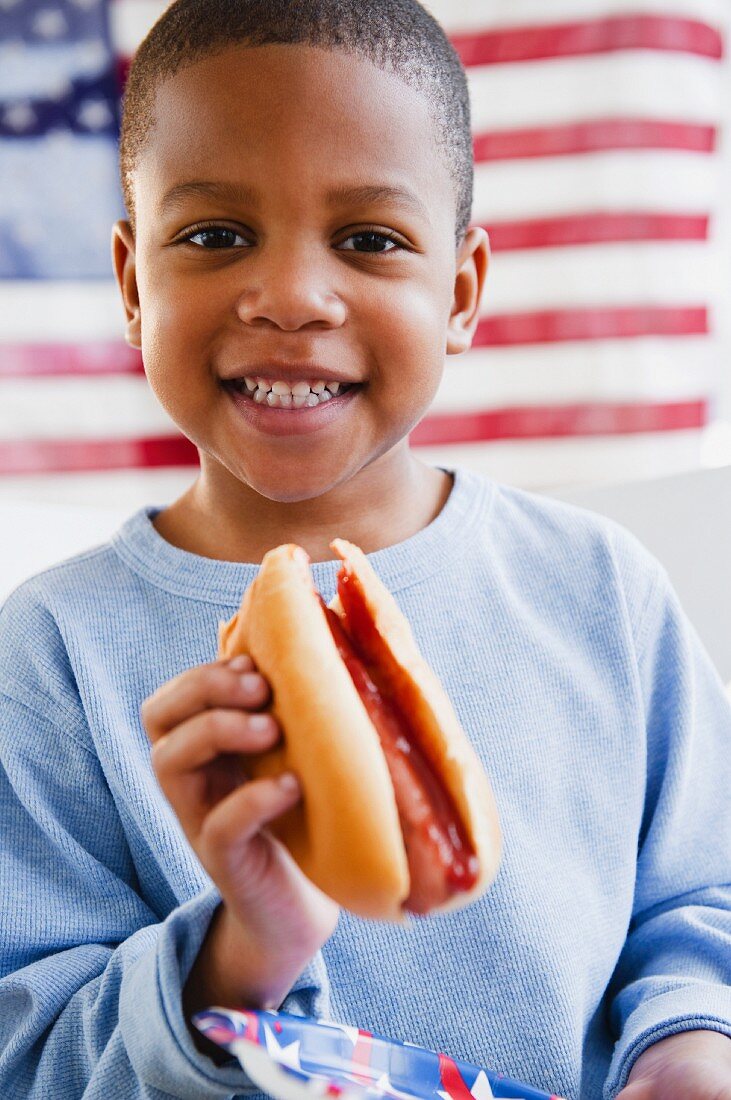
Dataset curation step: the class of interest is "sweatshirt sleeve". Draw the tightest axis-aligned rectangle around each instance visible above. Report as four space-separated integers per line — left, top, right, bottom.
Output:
0 594 329 1098
602 561 731 1098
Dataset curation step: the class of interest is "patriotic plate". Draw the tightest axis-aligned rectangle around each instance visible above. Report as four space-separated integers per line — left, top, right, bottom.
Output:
193 1008 564 1100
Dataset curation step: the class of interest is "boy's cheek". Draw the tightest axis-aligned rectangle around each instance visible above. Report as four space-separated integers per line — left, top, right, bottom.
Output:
134 255 451 408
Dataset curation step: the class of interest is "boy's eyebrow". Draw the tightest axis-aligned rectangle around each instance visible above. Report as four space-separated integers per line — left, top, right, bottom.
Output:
159 180 259 214
158 179 430 221
325 183 430 222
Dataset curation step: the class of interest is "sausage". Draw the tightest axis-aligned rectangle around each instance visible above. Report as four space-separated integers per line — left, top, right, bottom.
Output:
320 592 478 914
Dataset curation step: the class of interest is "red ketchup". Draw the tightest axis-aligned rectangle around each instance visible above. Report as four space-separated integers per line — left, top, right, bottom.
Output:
319 575 478 914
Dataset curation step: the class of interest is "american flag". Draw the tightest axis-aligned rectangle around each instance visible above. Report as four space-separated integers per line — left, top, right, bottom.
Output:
0 0 726 503
193 1007 565 1100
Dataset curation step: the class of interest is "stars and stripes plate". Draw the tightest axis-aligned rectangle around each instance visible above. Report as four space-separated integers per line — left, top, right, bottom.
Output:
192 1008 565 1100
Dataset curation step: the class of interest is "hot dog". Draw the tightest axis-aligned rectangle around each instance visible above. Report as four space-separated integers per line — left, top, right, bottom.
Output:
217 539 502 922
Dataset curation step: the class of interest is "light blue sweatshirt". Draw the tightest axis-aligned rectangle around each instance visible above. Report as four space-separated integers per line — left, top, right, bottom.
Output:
1 466 730 1100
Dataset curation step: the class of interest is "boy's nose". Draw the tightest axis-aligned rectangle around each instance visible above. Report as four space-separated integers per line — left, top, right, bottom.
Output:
234 261 347 332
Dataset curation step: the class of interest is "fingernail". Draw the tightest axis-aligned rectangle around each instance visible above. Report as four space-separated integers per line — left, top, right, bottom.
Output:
278 772 299 794
240 672 263 693
248 714 273 733
228 655 251 671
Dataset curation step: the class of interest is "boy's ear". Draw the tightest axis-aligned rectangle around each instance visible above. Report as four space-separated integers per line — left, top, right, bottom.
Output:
446 226 490 355
111 220 142 350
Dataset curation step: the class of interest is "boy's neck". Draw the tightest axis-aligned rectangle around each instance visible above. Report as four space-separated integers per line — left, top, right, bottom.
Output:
151 455 454 565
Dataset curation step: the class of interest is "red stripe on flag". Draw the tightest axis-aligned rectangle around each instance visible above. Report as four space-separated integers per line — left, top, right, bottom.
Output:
450 16 723 66
475 306 708 346
118 17 723 90
0 402 707 474
0 342 144 378
0 306 705 382
242 1012 259 1045
438 1054 475 1100
348 1031 374 1085
410 400 707 445
485 212 709 251
473 119 716 161
117 57 130 91
0 436 198 476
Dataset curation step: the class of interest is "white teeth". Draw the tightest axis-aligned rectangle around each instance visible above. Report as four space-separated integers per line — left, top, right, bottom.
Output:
241 377 346 395
234 375 355 409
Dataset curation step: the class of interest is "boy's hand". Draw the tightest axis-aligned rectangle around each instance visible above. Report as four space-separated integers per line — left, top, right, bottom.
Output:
617 1030 731 1099
141 655 339 1025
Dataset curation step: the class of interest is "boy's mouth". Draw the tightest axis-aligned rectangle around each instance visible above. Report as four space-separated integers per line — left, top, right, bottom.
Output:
221 374 363 437
222 376 360 410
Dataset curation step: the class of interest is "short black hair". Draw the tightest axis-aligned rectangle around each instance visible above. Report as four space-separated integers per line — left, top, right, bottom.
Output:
118 0 473 246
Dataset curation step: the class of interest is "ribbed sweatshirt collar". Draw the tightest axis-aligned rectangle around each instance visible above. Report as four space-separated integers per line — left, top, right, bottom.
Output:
110 465 493 605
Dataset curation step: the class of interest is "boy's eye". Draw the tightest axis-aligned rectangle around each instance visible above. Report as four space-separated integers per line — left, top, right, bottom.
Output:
337 231 401 254
184 227 248 249
180 226 403 253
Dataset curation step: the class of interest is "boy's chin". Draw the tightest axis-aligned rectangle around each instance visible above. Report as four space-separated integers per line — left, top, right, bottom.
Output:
236 463 354 505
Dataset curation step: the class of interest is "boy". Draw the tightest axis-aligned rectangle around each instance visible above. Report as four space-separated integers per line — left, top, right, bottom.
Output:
1 1 730 1097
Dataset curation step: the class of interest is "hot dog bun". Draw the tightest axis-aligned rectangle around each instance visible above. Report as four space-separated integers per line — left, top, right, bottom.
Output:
218 540 501 922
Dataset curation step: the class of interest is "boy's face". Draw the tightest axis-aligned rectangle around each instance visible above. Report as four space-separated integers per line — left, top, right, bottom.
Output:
114 44 487 505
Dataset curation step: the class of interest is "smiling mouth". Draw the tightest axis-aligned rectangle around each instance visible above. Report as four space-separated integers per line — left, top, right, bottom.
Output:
222 377 361 410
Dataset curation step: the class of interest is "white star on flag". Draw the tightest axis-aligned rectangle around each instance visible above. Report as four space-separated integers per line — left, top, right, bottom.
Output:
3 103 36 131
326 1023 362 1047
373 1072 418 1100
262 1021 303 1070
467 1070 496 1100
76 99 113 131
32 8 69 39
437 1068 496 1100
77 40 107 74
230 1039 312 1100
47 77 74 102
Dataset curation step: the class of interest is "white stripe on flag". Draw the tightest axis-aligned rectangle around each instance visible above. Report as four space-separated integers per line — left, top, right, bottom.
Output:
0 377 172 439
0 468 196 510
426 0 726 34
0 282 124 342
0 431 706 499
0 432 702 509
483 241 710 312
110 0 168 58
434 337 713 411
468 52 722 132
112 1 728 55
0 239 711 341
415 429 703 490
473 150 717 221
0 336 710 441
